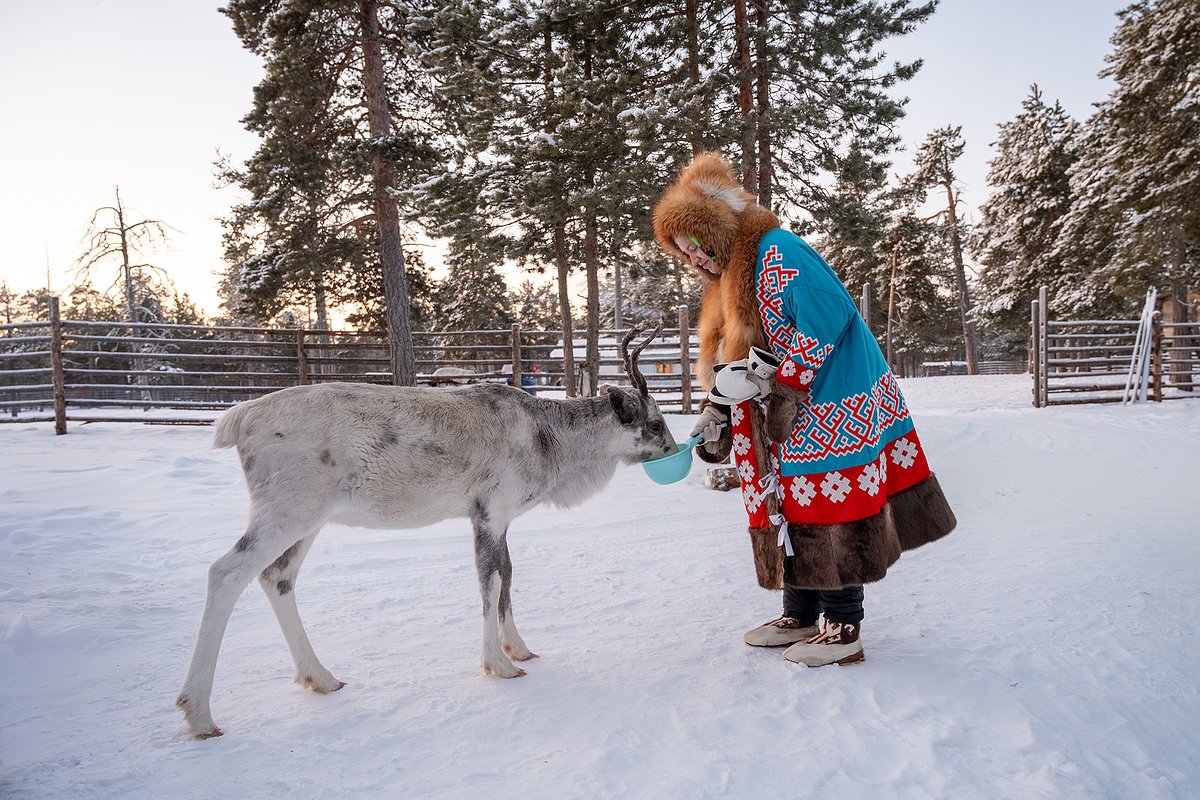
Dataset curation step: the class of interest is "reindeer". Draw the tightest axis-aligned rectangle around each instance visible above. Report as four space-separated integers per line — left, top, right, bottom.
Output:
176 326 677 739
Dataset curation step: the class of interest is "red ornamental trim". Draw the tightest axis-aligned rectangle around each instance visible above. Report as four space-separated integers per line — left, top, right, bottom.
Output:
735 428 932 527
780 370 911 464
780 433 931 524
757 247 834 372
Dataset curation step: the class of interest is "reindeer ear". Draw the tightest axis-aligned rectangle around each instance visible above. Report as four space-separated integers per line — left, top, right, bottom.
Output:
603 385 639 424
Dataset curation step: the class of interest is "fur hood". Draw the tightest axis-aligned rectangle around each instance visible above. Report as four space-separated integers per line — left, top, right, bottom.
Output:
652 153 782 385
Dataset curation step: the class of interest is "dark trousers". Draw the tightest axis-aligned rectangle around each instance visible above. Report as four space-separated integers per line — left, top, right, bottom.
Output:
783 585 865 625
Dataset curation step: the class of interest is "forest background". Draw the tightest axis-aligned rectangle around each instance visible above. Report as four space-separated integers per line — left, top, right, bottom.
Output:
1 0 1196 385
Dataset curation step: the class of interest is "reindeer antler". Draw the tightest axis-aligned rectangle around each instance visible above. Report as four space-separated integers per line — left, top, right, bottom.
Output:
620 320 664 397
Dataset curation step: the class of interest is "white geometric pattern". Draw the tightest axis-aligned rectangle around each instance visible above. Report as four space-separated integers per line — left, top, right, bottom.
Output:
798 369 815 386
737 460 757 484
731 433 752 456
857 464 881 496
790 476 817 506
891 438 918 469
779 360 797 378
730 404 745 426
820 471 851 503
878 451 888 483
743 484 763 513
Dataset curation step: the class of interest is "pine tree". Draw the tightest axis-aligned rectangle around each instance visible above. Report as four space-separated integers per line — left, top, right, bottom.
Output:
973 86 1079 354
508 280 562 331
408 0 937 390
340 248 437 333
220 0 442 382
417 0 682 394
874 196 957 374
0 282 22 325
432 261 513 332
910 126 979 373
739 0 935 220
816 142 893 321
1055 0 1200 315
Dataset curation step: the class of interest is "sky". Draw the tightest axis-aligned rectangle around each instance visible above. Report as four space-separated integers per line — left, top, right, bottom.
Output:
0 0 1130 317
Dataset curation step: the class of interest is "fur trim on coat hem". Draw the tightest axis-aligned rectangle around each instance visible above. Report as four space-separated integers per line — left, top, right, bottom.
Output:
748 526 785 589
746 473 957 590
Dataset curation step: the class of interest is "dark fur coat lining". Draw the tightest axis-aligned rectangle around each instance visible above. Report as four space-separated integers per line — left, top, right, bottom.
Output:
745 474 958 590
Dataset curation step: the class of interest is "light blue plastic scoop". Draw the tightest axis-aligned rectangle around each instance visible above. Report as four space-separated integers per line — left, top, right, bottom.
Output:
641 424 727 485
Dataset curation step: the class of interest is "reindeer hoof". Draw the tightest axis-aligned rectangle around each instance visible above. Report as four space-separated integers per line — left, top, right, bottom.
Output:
503 644 539 661
195 727 224 740
297 674 345 694
483 663 527 678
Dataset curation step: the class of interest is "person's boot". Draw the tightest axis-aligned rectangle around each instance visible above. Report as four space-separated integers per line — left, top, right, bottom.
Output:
782 619 864 666
744 616 820 647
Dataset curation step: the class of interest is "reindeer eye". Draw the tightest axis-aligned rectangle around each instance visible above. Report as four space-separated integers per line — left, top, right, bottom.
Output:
648 420 664 436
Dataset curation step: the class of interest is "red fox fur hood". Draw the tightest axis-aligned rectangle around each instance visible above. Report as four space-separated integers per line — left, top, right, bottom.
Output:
652 153 781 386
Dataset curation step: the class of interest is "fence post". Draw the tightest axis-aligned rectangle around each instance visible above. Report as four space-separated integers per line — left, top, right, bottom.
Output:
860 283 873 332
1151 310 1163 402
677 304 692 414
49 296 67 435
1038 286 1049 407
295 330 310 385
1030 298 1040 407
510 323 523 390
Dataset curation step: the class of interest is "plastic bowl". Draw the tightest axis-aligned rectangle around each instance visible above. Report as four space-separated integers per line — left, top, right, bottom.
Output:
641 433 703 485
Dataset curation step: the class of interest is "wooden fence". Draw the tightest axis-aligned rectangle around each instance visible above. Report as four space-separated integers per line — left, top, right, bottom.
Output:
1030 286 1200 406
1 299 702 434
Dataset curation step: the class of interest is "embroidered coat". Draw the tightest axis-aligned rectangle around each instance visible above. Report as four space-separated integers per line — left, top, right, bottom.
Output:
653 153 957 590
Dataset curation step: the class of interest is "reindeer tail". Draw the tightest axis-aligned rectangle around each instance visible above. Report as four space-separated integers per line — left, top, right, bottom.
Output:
212 401 252 450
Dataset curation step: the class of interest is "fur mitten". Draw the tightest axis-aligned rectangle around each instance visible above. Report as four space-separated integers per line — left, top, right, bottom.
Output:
765 378 809 443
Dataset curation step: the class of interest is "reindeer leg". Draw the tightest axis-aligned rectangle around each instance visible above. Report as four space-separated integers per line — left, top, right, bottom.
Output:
472 506 524 678
497 533 537 662
258 533 344 694
176 511 320 739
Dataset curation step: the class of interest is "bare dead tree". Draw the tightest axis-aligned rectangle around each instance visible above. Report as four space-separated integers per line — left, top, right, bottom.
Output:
74 187 176 324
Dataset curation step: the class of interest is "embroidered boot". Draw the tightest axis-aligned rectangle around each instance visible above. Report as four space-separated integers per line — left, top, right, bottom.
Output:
744 616 820 647
782 619 865 666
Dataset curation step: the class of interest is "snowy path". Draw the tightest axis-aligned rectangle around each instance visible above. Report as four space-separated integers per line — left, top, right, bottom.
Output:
1 375 1197 799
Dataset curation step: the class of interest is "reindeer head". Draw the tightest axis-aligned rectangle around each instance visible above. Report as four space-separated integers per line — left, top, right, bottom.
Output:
604 321 679 463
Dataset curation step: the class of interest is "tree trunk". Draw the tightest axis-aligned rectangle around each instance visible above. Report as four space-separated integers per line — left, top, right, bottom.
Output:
360 0 416 385
116 188 136 324
886 246 898 368
553 223 577 397
944 184 979 375
752 0 771 209
612 233 623 330
584 214 600 396
733 0 756 194
582 40 600 396
686 0 702 155
312 271 329 377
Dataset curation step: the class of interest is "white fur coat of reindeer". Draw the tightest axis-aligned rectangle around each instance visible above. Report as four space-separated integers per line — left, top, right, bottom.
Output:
176 327 676 739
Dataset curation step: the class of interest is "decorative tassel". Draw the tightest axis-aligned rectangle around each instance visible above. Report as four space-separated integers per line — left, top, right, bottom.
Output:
771 514 794 556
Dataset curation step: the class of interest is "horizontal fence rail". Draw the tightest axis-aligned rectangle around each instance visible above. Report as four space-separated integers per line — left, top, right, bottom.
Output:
1031 286 1199 406
2 300 707 433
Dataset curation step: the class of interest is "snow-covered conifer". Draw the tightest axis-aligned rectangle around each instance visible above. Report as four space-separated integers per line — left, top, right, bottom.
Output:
973 86 1080 351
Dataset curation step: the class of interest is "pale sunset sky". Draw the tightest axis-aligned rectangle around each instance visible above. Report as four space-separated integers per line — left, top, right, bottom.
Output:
0 0 1128 316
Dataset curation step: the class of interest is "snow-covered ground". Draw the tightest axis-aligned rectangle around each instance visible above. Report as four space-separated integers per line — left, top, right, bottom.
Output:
1 375 1197 799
